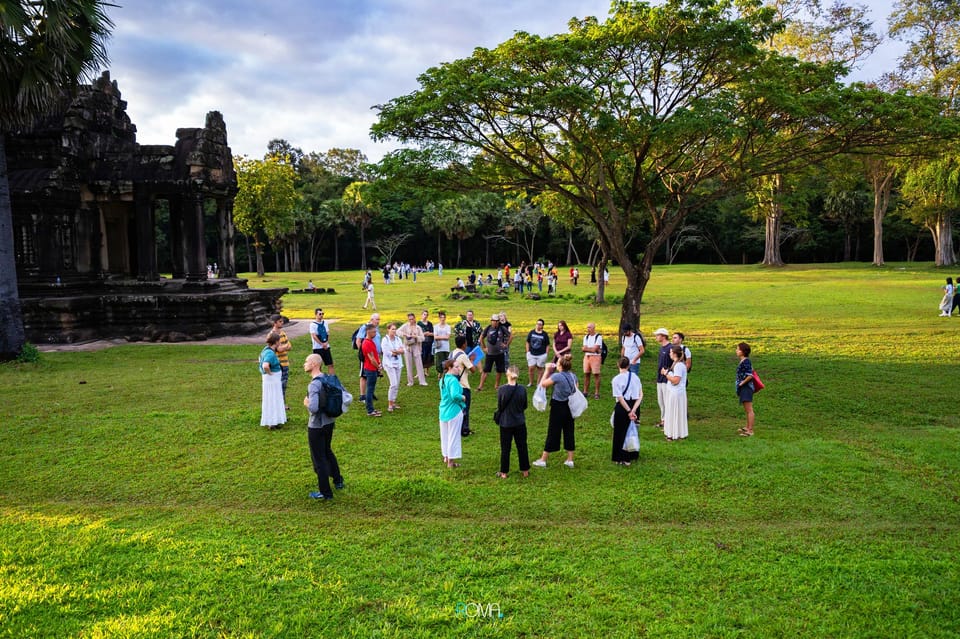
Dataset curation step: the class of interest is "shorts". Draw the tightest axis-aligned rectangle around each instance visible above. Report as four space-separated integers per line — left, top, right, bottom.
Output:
314 348 334 366
483 352 505 374
738 383 754 403
526 352 547 368
583 355 601 375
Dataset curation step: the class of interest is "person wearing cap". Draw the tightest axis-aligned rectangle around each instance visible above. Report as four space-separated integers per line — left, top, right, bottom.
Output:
310 308 335 374
621 324 645 375
477 314 508 391
269 314 292 405
653 328 672 429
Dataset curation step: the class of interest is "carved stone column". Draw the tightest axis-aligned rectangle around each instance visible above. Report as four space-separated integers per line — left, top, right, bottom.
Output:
168 197 186 279
134 192 158 280
183 192 207 281
217 198 237 278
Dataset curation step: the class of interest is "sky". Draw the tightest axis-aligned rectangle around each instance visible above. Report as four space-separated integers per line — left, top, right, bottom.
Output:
104 1 904 162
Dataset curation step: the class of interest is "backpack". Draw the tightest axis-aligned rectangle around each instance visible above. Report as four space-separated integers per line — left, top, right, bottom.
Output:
320 374 345 417
352 326 362 349
600 340 608 364
312 320 328 343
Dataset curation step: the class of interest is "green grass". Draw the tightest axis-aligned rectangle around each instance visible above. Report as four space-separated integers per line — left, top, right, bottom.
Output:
2 263 959 637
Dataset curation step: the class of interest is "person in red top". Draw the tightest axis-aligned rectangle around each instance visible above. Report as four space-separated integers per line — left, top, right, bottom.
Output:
360 324 382 416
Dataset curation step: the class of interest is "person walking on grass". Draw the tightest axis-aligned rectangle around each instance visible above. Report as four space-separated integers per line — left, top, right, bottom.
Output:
939 277 955 317
581 322 603 399
439 358 467 469
362 281 376 309
303 354 344 501
496 365 530 479
259 332 287 430
532 354 579 469
380 323 405 413
736 342 756 437
953 275 960 315
611 357 642 466
661 345 688 441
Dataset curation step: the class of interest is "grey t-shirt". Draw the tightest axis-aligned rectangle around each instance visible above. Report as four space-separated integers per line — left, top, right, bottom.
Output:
550 371 579 401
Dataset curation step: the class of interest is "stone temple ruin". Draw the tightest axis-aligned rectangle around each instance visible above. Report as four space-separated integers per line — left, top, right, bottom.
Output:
8 71 285 343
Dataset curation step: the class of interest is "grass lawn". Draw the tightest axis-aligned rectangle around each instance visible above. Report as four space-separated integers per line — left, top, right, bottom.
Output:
1 262 958 637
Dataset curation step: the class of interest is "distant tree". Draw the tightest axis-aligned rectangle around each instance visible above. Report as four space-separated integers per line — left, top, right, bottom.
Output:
267 138 304 171
899 154 960 266
341 181 381 270
233 156 300 276
422 193 490 267
0 0 113 360
823 185 870 261
372 233 412 267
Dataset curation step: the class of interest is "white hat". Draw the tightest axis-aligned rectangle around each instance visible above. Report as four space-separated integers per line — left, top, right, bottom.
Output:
653 327 669 337
491 314 500 320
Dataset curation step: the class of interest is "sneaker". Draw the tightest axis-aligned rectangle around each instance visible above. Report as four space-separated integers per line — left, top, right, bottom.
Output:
309 491 333 500
564 460 575 468
532 459 547 468
334 480 345 490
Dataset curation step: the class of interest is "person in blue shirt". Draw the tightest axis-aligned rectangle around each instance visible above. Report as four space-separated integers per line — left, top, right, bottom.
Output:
259 332 286 430
439 358 467 468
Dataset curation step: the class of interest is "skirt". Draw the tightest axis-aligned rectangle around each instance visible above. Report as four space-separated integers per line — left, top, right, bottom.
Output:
261 372 287 426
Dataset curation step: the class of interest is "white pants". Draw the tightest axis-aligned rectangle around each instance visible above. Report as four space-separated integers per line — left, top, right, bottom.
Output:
440 412 463 460
404 346 426 384
657 382 668 422
384 365 401 402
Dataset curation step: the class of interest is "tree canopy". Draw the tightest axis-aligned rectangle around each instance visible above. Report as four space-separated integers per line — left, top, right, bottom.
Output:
372 0 946 326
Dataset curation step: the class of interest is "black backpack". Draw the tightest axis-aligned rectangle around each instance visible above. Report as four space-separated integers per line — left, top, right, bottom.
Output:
320 375 345 417
600 340 608 364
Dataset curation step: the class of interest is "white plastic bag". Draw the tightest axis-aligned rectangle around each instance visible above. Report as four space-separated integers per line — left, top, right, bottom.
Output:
568 389 588 418
623 421 640 452
533 385 548 412
341 389 354 413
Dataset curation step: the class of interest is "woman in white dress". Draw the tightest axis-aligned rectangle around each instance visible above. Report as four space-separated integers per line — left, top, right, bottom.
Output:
259 332 287 430
661 345 688 441
939 277 955 317
380 323 405 413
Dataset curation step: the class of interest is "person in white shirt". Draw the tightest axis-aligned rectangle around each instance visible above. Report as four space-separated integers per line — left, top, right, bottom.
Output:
620 324 645 375
581 322 604 399
380 323 405 413
611 357 642 465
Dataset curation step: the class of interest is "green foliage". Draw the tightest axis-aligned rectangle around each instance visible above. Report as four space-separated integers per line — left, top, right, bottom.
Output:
13 342 40 363
2 264 959 635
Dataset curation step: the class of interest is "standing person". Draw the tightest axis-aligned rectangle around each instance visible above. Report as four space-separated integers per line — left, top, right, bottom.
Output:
672 331 692 386
620 324 645 375
439 358 467 468
418 310 435 369
552 320 574 364
581 322 604 399
525 318 549 386
496 365 530 478
259 332 287 430
455 310 483 350
477 314 507 391
653 328 671 429
611 357 642 466
661 345 688 441
302 354 344 500
433 311 452 376
736 342 756 437
354 313 381 400
270 314 292 406
310 308 335 374
360 324 382 417
363 281 376 309
498 311 514 368
531 354 579 469
450 335 476 436
380 323 405 413
939 277 955 317
398 313 428 386
953 275 960 315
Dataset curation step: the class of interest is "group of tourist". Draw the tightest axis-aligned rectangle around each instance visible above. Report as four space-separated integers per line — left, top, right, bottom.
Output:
258 304 759 500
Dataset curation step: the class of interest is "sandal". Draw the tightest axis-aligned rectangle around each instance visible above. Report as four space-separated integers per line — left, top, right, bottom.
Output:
593 393 600 400
739 431 754 437
496 472 508 479
447 462 461 468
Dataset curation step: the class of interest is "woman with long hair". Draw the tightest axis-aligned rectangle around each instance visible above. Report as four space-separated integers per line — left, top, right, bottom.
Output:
939 277 955 317
496 365 530 478
380 323 405 413
662 345 688 441
552 320 574 364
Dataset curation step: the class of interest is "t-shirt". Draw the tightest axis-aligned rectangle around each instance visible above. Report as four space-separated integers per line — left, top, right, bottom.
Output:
583 333 603 356
527 330 549 356
611 371 642 401
549 371 578 401
310 320 328 349
276 330 290 367
622 333 644 363
361 338 380 371
434 323 451 351
451 348 474 390
482 324 506 355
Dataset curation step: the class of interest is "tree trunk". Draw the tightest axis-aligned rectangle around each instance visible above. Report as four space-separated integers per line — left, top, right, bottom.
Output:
868 161 895 267
761 174 785 266
932 212 956 266
595 255 607 305
843 227 852 262
0 137 27 360
566 229 573 264
254 233 265 277
456 237 462 267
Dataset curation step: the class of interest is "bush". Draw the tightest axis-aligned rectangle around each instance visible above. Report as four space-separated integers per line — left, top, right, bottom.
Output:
15 343 40 364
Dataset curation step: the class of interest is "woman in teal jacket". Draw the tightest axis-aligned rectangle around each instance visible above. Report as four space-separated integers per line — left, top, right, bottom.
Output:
439 358 466 468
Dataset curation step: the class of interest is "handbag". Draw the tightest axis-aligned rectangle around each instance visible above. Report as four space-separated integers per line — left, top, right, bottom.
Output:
751 370 765 392
623 421 640 452
493 409 501 425
568 388 588 418
533 385 548 411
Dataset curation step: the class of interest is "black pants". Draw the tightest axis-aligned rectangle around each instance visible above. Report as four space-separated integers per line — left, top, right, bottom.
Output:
461 388 472 435
611 402 640 463
543 399 575 452
499 424 530 474
308 426 342 497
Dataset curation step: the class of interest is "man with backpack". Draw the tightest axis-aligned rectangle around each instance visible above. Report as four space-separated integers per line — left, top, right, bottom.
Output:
310 308 335 374
620 324 646 375
303 354 345 501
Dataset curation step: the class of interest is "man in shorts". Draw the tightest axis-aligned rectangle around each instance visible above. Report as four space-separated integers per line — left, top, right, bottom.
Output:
310 308 335 374
581 322 603 399
525 318 549 386
477 314 507 391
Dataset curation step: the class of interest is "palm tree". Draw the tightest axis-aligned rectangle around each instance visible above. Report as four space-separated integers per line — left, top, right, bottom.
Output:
0 0 113 359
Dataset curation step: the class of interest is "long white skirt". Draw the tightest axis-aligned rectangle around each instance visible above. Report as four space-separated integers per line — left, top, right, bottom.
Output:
261 372 287 427
440 412 463 460
663 388 688 440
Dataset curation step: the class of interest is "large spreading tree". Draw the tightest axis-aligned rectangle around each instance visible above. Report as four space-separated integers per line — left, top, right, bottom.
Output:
0 0 112 360
372 0 944 327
